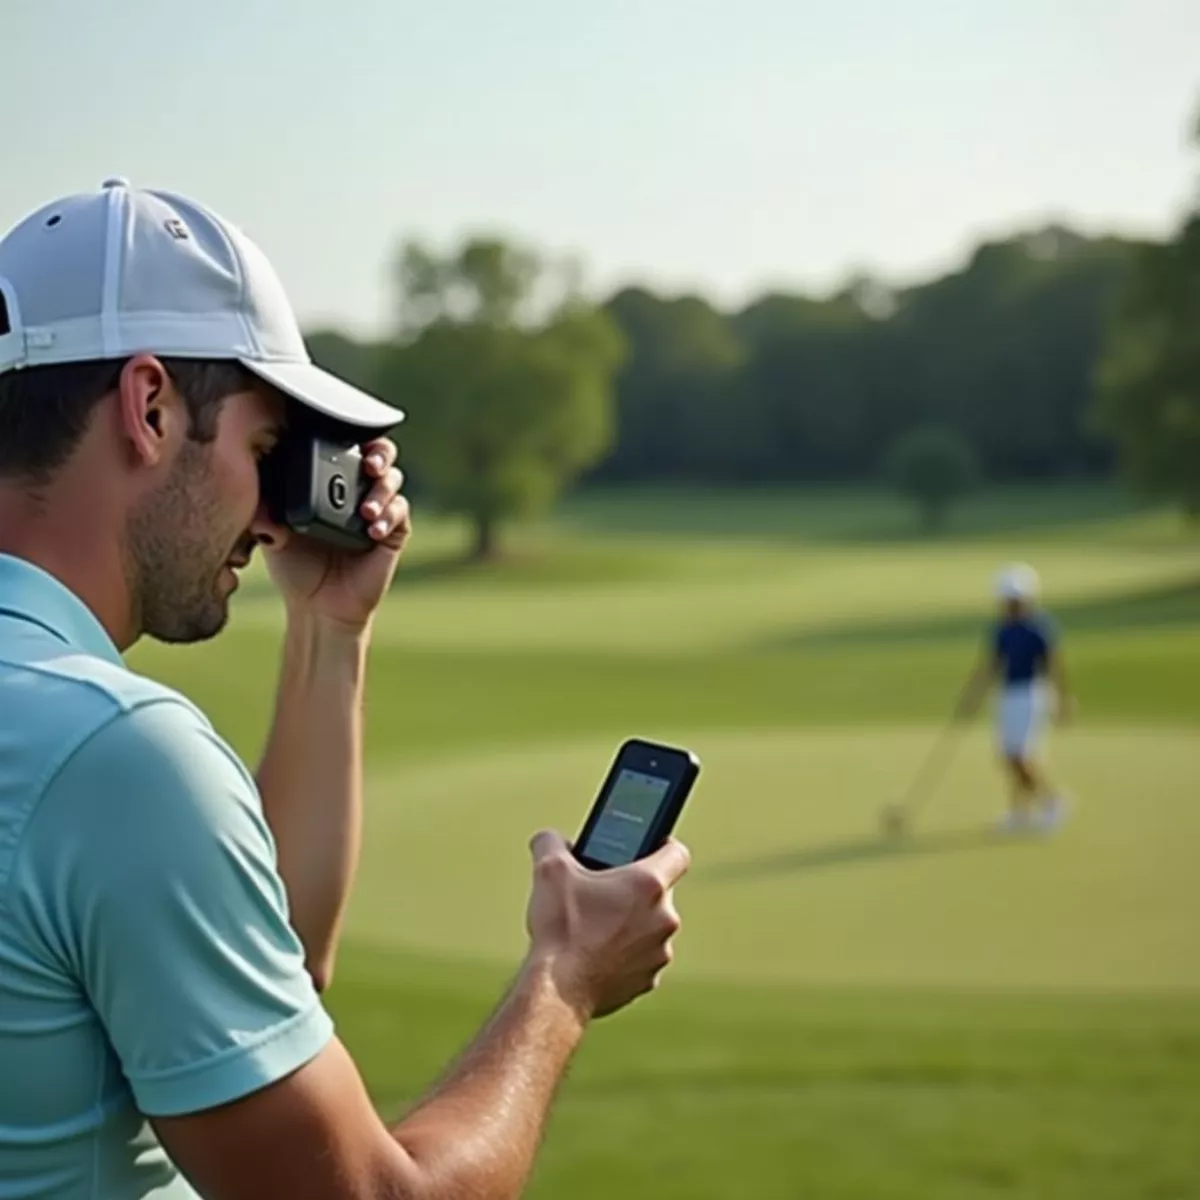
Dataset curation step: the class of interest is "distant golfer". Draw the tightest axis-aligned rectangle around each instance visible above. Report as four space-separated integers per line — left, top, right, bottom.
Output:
957 563 1074 832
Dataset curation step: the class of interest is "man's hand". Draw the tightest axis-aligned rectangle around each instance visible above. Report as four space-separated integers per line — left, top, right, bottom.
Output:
263 436 411 631
150 831 690 1200
524 831 690 1020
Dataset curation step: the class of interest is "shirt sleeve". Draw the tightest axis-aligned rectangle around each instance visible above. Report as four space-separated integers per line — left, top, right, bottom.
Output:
12 698 334 1117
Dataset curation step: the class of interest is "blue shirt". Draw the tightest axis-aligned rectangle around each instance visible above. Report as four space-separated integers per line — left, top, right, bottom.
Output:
0 554 334 1199
993 613 1057 685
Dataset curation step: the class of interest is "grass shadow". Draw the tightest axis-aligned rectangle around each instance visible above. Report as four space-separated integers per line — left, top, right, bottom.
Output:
758 577 1200 652
700 826 1009 885
384 545 678 589
560 484 1152 547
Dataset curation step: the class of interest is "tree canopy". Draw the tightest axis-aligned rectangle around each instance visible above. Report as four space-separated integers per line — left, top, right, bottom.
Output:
370 236 624 558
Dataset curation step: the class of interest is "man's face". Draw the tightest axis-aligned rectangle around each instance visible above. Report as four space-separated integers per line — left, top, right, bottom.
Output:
126 385 285 644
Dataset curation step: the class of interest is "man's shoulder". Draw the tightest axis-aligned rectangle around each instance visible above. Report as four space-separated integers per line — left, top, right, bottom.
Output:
1030 610 1059 642
4 616 203 708
9 647 266 887
0 627 220 788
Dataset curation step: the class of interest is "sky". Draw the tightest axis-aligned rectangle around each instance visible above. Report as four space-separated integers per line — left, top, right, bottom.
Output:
2 0 1198 338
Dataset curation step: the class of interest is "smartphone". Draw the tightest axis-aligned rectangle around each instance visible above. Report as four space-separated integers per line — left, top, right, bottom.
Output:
572 738 701 870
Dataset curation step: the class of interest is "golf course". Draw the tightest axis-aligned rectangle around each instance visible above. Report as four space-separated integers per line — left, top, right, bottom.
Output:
128 485 1200 1199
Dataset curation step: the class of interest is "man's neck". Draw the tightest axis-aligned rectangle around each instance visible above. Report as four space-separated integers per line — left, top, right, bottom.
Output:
0 486 136 651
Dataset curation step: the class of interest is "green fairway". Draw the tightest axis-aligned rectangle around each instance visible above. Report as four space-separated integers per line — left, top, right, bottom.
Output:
330 949 1200 1200
128 486 1200 1197
347 725 1200 991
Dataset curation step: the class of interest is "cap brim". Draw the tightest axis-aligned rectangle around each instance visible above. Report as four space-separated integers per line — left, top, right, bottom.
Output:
240 359 405 432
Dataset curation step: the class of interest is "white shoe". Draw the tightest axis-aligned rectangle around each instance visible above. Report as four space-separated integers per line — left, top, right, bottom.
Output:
1032 793 1069 833
998 808 1035 835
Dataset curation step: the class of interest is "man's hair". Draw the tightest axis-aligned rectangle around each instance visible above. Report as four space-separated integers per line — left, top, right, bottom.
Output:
0 349 255 482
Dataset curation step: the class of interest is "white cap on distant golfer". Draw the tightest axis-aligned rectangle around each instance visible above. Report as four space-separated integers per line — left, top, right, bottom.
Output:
995 562 1040 601
0 176 404 430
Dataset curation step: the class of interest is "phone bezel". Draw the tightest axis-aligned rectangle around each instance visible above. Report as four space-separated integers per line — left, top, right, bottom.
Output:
572 738 700 870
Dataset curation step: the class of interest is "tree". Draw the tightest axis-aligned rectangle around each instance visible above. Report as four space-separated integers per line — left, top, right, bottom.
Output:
885 425 980 531
375 237 624 559
305 330 379 393
735 292 905 481
599 289 749 481
892 227 1139 479
1094 111 1200 515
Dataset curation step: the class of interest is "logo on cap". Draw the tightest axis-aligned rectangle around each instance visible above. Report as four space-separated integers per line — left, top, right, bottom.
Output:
164 219 189 241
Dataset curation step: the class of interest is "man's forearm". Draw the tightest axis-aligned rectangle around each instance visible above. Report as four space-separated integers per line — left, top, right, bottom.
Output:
1051 656 1073 716
1052 656 1070 701
257 613 369 989
393 953 587 1199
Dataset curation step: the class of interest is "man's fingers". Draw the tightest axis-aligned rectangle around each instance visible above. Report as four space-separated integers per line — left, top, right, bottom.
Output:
371 494 411 545
642 837 691 889
360 467 405 523
363 438 398 476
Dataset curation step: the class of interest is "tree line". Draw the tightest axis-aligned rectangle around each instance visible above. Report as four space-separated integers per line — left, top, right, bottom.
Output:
305 109 1199 553
591 225 1135 487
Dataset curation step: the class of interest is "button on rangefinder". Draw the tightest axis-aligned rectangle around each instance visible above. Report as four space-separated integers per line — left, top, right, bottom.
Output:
328 474 349 510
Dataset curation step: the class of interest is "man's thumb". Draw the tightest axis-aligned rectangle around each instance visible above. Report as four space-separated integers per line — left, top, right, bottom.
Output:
529 828 571 864
643 837 692 887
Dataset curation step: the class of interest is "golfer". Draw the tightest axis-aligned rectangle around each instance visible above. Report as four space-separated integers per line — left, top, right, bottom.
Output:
0 179 688 1200
957 562 1073 832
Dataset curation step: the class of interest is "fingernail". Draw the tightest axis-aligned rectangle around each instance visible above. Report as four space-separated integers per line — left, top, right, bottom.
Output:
363 501 380 519
367 454 385 472
371 519 388 537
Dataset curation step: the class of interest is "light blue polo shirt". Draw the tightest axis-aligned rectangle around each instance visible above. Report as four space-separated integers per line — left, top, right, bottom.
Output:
0 553 334 1198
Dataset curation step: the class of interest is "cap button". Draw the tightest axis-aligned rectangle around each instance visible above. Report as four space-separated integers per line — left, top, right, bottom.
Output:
100 176 131 189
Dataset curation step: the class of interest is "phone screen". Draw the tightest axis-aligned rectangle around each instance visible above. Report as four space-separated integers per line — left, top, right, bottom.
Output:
581 767 673 867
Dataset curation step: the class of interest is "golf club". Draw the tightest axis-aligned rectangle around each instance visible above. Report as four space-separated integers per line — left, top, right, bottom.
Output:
879 715 969 838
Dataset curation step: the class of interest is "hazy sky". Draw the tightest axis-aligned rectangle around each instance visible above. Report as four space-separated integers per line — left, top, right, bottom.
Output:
2 0 1197 337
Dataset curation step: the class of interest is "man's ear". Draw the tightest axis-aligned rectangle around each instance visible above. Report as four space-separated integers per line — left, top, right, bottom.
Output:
116 355 188 467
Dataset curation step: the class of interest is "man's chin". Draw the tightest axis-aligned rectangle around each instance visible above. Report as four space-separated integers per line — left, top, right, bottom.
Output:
149 602 231 646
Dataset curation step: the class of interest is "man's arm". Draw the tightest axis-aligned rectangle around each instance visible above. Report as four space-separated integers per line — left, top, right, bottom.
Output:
1047 645 1074 722
255 613 368 991
154 954 583 1200
24 692 687 1200
153 833 688 1200
251 433 407 991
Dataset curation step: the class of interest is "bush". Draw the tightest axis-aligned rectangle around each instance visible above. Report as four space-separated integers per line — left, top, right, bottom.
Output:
885 425 980 531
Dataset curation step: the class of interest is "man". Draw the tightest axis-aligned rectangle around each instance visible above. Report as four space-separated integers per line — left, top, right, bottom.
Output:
956 562 1073 833
0 178 688 1200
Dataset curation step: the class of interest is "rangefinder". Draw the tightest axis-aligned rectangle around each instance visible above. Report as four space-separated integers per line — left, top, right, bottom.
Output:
258 413 385 553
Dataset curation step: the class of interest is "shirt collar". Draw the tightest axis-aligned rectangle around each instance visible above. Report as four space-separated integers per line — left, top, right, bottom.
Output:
0 553 124 666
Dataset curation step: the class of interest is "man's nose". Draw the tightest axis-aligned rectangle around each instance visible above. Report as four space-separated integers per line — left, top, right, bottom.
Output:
249 502 289 550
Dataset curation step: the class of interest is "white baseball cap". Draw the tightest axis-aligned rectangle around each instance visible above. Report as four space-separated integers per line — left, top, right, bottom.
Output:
0 176 404 430
995 562 1040 602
